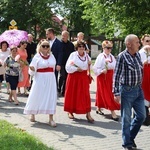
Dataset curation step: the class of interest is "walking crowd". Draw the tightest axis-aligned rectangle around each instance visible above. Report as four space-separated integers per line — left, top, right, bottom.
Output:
0 29 150 150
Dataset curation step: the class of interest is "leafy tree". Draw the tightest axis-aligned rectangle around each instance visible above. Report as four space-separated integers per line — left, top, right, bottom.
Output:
0 0 62 40
52 0 91 37
80 0 150 38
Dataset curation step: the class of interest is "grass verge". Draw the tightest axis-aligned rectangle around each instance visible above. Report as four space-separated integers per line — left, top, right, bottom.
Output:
0 120 54 150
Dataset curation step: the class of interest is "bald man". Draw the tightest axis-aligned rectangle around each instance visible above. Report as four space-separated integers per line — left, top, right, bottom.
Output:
113 34 146 150
26 34 37 64
58 31 74 96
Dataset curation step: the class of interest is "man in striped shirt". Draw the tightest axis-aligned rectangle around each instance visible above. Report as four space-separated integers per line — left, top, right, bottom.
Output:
113 34 146 150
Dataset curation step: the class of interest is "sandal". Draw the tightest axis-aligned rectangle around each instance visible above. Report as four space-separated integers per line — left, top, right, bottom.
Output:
30 115 35 122
18 91 21 95
49 120 57 127
8 98 14 102
7 90 10 94
14 100 19 105
68 113 74 119
23 92 29 96
86 115 94 123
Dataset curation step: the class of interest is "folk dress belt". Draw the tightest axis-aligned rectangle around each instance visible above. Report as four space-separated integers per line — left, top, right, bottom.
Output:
37 67 53 72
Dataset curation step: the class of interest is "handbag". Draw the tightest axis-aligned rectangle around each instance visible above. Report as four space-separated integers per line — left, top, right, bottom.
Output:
18 69 23 82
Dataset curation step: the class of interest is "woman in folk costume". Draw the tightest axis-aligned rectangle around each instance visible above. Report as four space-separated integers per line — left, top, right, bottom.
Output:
93 40 120 121
24 39 57 127
139 34 150 126
64 41 94 123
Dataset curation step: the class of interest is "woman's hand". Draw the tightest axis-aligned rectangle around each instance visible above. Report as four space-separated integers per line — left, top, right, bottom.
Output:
88 61 92 65
101 69 107 74
77 67 83 72
143 60 148 65
29 66 35 71
114 95 121 104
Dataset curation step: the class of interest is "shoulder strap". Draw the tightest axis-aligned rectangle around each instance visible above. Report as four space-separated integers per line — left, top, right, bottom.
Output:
86 54 91 75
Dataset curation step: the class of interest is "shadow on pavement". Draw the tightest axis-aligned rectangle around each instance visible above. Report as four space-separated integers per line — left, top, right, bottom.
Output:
30 121 106 140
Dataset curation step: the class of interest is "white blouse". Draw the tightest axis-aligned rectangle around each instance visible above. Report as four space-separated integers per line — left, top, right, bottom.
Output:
93 52 116 76
139 48 150 64
65 51 91 74
29 53 56 76
0 49 10 64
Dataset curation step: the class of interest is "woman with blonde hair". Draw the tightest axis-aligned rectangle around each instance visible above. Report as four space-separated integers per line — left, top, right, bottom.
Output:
93 40 120 121
24 39 57 127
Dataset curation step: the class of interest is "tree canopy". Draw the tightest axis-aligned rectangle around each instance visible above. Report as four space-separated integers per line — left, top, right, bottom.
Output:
0 0 62 39
80 0 150 38
0 0 149 40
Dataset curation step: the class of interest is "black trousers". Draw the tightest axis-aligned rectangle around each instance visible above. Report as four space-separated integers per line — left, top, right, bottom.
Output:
58 66 68 95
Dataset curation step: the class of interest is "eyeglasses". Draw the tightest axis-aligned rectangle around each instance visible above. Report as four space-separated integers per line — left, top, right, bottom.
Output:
78 45 85 48
105 47 112 50
41 45 50 48
145 40 150 42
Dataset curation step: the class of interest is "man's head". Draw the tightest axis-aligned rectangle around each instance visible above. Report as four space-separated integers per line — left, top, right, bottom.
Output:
28 34 33 43
77 32 84 41
62 31 69 43
125 34 140 54
46 28 55 40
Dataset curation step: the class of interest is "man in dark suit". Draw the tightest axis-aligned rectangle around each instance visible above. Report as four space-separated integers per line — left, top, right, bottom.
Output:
46 28 63 89
26 34 37 91
26 34 37 64
58 30 75 96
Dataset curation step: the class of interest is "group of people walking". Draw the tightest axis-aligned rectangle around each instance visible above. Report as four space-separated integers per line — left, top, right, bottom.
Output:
0 29 150 150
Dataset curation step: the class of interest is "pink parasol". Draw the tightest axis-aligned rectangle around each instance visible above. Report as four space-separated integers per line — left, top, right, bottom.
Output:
0 29 28 47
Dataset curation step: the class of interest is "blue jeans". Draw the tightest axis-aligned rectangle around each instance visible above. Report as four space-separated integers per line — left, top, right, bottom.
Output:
120 85 146 148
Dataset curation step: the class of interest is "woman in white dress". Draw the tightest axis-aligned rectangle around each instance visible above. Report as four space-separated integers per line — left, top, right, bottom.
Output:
24 39 57 127
0 41 10 94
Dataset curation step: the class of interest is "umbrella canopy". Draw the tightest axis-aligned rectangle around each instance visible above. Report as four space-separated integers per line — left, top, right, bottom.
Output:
0 29 28 47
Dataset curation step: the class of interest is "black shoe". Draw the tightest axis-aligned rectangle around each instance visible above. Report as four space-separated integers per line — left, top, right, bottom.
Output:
143 106 150 126
96 110 104 115
143 117 150 126
123 147 134 150
132 140 137 149
111 116 119 122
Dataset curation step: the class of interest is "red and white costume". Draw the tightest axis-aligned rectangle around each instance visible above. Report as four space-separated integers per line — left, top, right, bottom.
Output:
93 52 120 110
64 51 91 114
139 48 150 107
24 52 57 115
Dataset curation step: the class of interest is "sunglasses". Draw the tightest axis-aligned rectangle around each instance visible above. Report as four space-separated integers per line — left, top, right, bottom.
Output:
146 40 150 42
78 45 85 48
105 47 112 50
41 45 50 48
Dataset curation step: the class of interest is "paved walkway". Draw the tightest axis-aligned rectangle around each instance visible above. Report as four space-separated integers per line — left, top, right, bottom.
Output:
0 76 150 150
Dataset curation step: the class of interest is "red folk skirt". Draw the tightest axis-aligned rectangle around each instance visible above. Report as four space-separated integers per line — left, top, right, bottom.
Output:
95 70 120 110
142 64 150 101
64 71 91 114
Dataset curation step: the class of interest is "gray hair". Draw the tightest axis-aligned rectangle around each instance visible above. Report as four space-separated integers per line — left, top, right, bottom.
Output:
77 32 84 37
124 34 138 45
62 30 69 36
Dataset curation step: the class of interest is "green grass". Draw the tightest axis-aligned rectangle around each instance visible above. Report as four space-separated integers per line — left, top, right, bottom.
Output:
0 120 54 150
